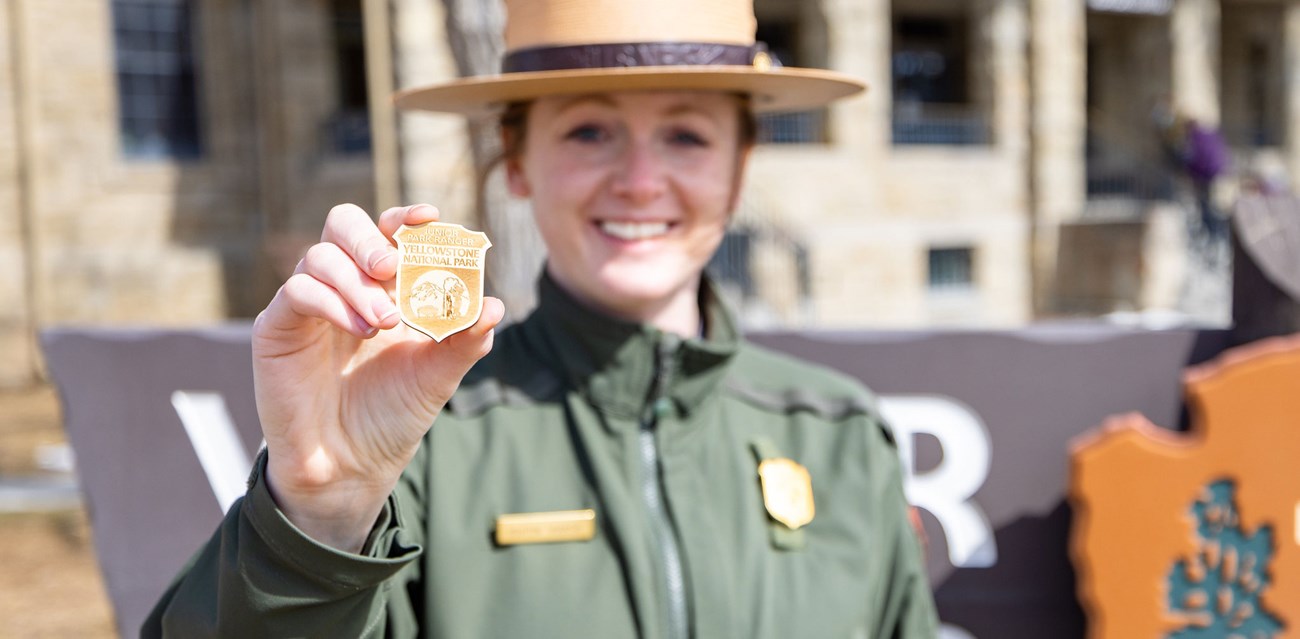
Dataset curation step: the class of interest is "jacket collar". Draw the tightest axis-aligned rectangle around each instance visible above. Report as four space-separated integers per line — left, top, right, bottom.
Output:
522 272 739 421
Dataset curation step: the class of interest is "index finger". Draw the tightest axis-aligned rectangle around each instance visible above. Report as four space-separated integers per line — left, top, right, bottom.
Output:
320 203 399 282
378 203 441 240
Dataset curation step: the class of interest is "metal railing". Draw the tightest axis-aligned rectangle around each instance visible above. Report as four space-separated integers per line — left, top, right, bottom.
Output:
891 102 992 146
757 109 828 145
1084 126 1178 204
705 196 815 327
1222 123 1283 149
1085 162 1177 202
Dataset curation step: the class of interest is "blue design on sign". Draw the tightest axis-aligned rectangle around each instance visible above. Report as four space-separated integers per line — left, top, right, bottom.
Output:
1165 479 1283 638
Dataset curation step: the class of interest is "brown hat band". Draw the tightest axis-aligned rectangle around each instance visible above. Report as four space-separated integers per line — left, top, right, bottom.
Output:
502 41 771 74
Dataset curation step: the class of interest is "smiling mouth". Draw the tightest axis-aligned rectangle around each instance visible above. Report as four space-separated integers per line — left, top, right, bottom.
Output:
598 221 671 241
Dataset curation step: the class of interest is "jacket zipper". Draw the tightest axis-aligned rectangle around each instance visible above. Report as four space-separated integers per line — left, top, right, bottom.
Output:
639 334 689 639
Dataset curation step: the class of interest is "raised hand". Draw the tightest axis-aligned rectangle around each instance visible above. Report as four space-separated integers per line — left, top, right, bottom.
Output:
252 203 504 551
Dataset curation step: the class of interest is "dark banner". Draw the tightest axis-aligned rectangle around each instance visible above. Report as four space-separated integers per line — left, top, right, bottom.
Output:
751 328 1227 637
43 324 1227 638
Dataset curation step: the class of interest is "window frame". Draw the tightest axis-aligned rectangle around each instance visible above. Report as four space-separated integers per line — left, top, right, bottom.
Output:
110 0 205 161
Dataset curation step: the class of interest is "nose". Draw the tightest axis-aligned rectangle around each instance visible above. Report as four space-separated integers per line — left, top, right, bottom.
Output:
611 140 667 205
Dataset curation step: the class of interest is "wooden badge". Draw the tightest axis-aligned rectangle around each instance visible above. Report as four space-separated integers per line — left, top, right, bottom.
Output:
1069 335 1300 638
758 458 815 530
394 222 491 342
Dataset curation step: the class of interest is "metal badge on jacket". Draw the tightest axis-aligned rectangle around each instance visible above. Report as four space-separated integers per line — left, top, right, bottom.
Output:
758 457 815 530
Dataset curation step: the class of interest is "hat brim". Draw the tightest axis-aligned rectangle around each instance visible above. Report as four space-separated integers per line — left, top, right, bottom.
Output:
393 66 866 116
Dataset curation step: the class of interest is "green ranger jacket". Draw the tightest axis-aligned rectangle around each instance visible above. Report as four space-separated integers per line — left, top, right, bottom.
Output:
144 275 938 638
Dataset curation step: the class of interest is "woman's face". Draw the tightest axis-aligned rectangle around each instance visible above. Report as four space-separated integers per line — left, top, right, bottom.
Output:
506 90 750 326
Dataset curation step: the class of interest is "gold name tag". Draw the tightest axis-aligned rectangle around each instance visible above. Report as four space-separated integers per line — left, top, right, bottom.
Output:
494 509 596 546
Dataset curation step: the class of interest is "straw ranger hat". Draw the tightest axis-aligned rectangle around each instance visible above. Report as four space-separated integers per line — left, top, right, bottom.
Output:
393 0 866 116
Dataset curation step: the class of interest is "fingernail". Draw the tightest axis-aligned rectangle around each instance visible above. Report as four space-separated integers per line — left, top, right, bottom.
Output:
353 315 378 336
373 298 399 325
369 247 397 272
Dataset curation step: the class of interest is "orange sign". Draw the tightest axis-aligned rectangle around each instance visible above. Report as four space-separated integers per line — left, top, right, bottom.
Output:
394 222 491 342
1070 335 1300 638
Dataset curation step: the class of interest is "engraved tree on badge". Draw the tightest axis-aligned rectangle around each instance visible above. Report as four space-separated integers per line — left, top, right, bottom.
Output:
411 272 470 320
1165 479 1283 638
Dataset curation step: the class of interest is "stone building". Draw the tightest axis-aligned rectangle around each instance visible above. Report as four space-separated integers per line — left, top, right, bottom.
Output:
1 0 1297 387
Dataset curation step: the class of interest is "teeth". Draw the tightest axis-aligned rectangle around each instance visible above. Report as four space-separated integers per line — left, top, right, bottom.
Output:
599 221 669 240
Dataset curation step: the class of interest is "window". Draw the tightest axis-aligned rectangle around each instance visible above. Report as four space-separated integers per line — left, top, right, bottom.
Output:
705 224 814 327
328 0 371 154
755 15 828 145
707 229 758 299
891 11 990 145
928 247 974 290
111 0 202 159
1242 41 1280 147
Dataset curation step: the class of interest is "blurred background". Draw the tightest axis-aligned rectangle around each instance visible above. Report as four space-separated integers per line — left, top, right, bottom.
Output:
2 0 1296 636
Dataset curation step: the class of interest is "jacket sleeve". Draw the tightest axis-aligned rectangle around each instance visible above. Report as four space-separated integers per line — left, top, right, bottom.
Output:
867 416 941 639
141 447 428 638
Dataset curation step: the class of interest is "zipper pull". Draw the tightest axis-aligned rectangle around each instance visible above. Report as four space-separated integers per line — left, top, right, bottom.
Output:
653 396 674 421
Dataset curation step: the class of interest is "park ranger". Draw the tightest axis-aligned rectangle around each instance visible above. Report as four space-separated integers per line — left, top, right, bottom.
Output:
144 0 938 636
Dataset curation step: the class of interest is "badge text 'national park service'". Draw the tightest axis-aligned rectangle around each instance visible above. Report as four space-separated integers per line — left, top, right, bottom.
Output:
394 222 491 342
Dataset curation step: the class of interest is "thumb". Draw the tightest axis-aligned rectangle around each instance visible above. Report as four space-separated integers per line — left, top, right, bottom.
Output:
444 296 505 360
409 297 506 399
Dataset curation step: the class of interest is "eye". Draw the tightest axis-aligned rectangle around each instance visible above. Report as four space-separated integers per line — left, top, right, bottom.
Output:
565 124 608 143
668 128 709 147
